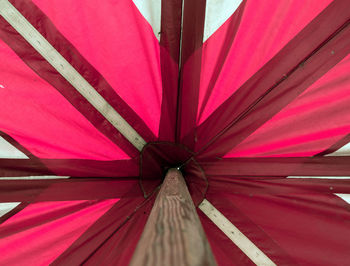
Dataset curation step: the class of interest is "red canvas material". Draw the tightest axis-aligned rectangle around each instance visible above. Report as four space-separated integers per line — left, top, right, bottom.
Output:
0 37 131 159
227 54 350 158
196 0 333 125
175 0 206 148
0 159 138 177
196 0 247 126
1 0 350 265
0 178 139 203
198 210 256 266
2 0 159 158
158 0 182 142
208 176 350 197
187 0 350 158
27 0 160 141
0 200 118 265
51 192 156 265
200 156 350 177
206 187 350 265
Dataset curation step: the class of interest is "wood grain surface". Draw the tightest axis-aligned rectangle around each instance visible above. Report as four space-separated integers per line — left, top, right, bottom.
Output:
130 168 216 266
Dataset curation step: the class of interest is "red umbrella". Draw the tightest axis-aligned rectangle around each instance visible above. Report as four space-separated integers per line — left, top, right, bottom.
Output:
0 0 350 265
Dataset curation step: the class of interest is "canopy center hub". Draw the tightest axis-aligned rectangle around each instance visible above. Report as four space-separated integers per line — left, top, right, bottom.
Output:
139 142 207 205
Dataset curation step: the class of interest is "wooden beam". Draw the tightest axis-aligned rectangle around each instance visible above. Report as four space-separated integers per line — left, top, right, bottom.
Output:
130 168 217 266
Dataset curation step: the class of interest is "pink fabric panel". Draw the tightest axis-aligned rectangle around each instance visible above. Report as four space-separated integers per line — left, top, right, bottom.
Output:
32 0 162 136
0 39 128 159
198 0 332 124
226 54 350 157
0 199 118 265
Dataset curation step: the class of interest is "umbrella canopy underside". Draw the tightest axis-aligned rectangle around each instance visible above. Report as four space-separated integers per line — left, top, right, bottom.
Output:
0 0 350 265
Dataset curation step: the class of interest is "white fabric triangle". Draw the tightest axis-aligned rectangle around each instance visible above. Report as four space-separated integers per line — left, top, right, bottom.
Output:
335 194 350 204
203 0 243 42
0 136 28 159
326 142 350 156
0 202 21 218
133 0 162 41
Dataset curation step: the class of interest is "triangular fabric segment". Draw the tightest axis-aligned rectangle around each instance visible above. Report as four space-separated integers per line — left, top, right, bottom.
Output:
0 136 28 159
336 194 350 204
133 0 162 41
0 202 20 217
203 0 243 42
326 143 350 156
0 199 118 265
0 37 129 160
31 0 162 137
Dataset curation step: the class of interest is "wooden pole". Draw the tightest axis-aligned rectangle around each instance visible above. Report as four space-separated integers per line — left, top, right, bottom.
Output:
130 168 217 266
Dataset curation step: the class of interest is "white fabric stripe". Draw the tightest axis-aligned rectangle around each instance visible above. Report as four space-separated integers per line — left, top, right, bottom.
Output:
335 194 350 204
133 0 161 41
0 176 69 180
0 0 146 151
199 199 276 266
287 176 350 179
0 202 20 217
326 142 350 156
203 0 243 42
0 136 28 159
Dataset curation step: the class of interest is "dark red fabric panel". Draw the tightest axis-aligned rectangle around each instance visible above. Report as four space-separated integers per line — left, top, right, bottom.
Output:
0 178 139 203
205 191 298 265
158 0 182 141
0 158 137 177
198 210 255 266
207 176 350 197
51 192 155 265
200 156 350 177
41 158 138 177
206 173 350 265
185 0 350 158
0 159 52 177
0 132 54 176
207 190 350 265
83 195 155 265
1 0 155 157
176 0 206 148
